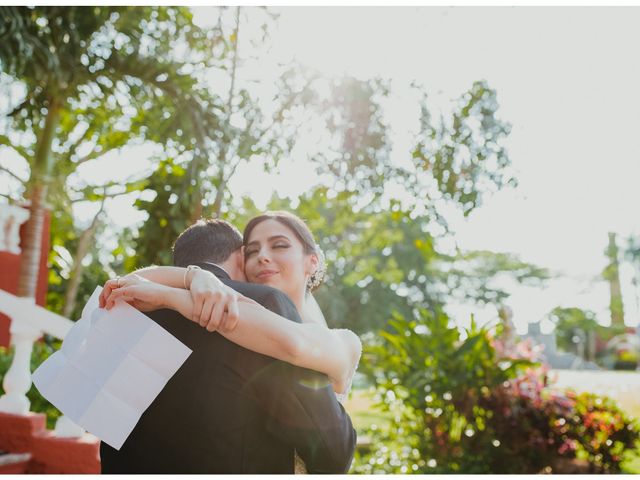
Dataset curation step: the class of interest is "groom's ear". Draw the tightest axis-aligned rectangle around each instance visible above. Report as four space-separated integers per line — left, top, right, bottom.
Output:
236 247 245 271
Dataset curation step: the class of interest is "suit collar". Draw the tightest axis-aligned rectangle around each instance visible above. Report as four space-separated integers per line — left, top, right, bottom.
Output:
192 261 231 281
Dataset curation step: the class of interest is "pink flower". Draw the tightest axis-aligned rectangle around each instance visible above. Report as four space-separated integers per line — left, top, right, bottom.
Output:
558 439 577 455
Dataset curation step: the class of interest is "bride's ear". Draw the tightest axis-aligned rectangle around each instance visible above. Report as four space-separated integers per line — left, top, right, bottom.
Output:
306 253 319 276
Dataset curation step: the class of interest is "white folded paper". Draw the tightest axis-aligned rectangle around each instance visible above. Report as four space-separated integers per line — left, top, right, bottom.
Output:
32 286 192 450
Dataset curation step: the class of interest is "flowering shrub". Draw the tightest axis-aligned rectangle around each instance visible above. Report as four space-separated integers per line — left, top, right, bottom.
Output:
570 391 638 471
354 310 640 474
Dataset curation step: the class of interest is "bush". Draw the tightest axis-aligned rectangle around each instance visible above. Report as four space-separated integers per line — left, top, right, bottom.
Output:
354 310 640 474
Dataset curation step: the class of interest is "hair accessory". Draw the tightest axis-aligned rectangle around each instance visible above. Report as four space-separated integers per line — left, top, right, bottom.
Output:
307 246 327 292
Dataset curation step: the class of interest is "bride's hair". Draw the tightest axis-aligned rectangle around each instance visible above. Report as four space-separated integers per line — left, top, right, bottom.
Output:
243 211 327 292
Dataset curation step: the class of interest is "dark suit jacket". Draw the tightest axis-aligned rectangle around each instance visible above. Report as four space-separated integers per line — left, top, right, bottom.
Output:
100 262 356 473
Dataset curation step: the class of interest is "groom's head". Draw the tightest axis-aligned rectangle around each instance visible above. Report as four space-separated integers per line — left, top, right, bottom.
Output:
172 219 246 281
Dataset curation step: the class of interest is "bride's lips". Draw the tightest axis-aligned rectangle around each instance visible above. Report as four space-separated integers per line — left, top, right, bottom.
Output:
256 269 279 280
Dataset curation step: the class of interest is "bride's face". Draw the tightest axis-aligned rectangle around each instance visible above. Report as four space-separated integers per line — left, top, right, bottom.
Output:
243 219 316 301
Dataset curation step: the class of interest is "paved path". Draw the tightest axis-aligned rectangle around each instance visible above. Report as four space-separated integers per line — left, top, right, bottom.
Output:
551 369 640 416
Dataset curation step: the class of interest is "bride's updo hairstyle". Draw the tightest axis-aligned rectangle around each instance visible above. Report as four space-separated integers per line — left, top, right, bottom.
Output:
243 211 327 292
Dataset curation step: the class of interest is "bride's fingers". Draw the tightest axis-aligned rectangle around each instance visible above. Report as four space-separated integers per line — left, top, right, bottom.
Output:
207 300 225 332
223 297 239 333
199 296 215 328
105 287 132 310
191 291 205 324
216 311 230 334
100 279 120 308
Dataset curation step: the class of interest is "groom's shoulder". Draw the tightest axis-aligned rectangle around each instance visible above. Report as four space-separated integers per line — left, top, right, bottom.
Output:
221 278 301 324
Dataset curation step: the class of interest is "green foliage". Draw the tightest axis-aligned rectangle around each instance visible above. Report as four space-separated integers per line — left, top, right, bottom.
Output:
0 338 63 429
131 10 319 267
412 80 515 216
440 250 551 306
0 6 217 181
547 306 635 369
1 5 226 314
278 78 523 333
130 157 194 269
355 310 533 473
250 186 549 334
354 310 640 473
312 77 394 196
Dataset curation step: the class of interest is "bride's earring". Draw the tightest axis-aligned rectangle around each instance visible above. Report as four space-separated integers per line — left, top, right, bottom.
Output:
306 248 326 292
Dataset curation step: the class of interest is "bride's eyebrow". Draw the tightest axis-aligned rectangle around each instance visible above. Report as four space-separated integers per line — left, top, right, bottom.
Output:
246 235 290 248
268 235 290 242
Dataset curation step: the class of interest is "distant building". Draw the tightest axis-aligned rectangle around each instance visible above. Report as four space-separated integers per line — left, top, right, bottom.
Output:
523 321 600 370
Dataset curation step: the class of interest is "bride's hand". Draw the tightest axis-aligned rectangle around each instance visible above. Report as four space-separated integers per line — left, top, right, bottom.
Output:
101 274 165 312
99 273 148 309
189 270 241 333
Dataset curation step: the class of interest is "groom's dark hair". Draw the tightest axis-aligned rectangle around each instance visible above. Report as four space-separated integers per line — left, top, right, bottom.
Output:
172 219 243 267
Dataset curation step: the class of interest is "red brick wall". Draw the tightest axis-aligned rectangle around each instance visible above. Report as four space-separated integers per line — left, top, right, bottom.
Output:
0 412 100 474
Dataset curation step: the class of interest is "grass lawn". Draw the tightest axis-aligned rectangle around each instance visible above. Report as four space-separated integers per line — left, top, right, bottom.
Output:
344 387 390 434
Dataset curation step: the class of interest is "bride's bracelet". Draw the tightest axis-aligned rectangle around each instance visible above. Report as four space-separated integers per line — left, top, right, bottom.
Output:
183 265 202 289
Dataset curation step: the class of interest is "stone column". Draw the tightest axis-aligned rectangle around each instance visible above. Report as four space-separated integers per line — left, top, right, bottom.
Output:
0 314 41 414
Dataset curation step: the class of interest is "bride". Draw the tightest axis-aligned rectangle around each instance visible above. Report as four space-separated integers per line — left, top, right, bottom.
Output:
100 211 361 406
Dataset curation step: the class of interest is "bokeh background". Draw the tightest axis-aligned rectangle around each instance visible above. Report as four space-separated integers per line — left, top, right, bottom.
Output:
2 6 640 473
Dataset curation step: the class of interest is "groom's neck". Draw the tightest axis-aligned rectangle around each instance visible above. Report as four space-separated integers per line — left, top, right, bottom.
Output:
219 251 246 282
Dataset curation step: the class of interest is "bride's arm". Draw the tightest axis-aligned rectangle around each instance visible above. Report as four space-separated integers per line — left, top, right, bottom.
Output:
219 297 360 393
130 265 195 288
100 265 224 300
100 267 243 332
106 281 361 393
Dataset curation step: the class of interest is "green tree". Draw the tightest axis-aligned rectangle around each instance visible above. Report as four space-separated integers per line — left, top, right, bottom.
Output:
411 80 516 217
127 67 531 335
131 8 318 268
249 185 548 334
249 78 533 333
604 232 625 327
0 6 219 306
443 250 551 306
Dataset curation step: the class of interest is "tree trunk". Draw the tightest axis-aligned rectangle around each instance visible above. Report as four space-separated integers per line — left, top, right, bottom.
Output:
209 7 240 219
189 186 203 223
17 99 59 300
211 177 226 218
62 202 104 318
606 232 625 327
16 183 47 299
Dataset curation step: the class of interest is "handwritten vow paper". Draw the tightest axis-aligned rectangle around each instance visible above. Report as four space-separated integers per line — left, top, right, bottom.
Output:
32 286 192 449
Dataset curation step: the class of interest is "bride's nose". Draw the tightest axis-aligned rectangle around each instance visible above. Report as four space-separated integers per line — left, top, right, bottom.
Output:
257 249 270 264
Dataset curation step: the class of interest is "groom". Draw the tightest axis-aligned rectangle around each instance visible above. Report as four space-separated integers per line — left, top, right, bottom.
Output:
99 219 357 473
